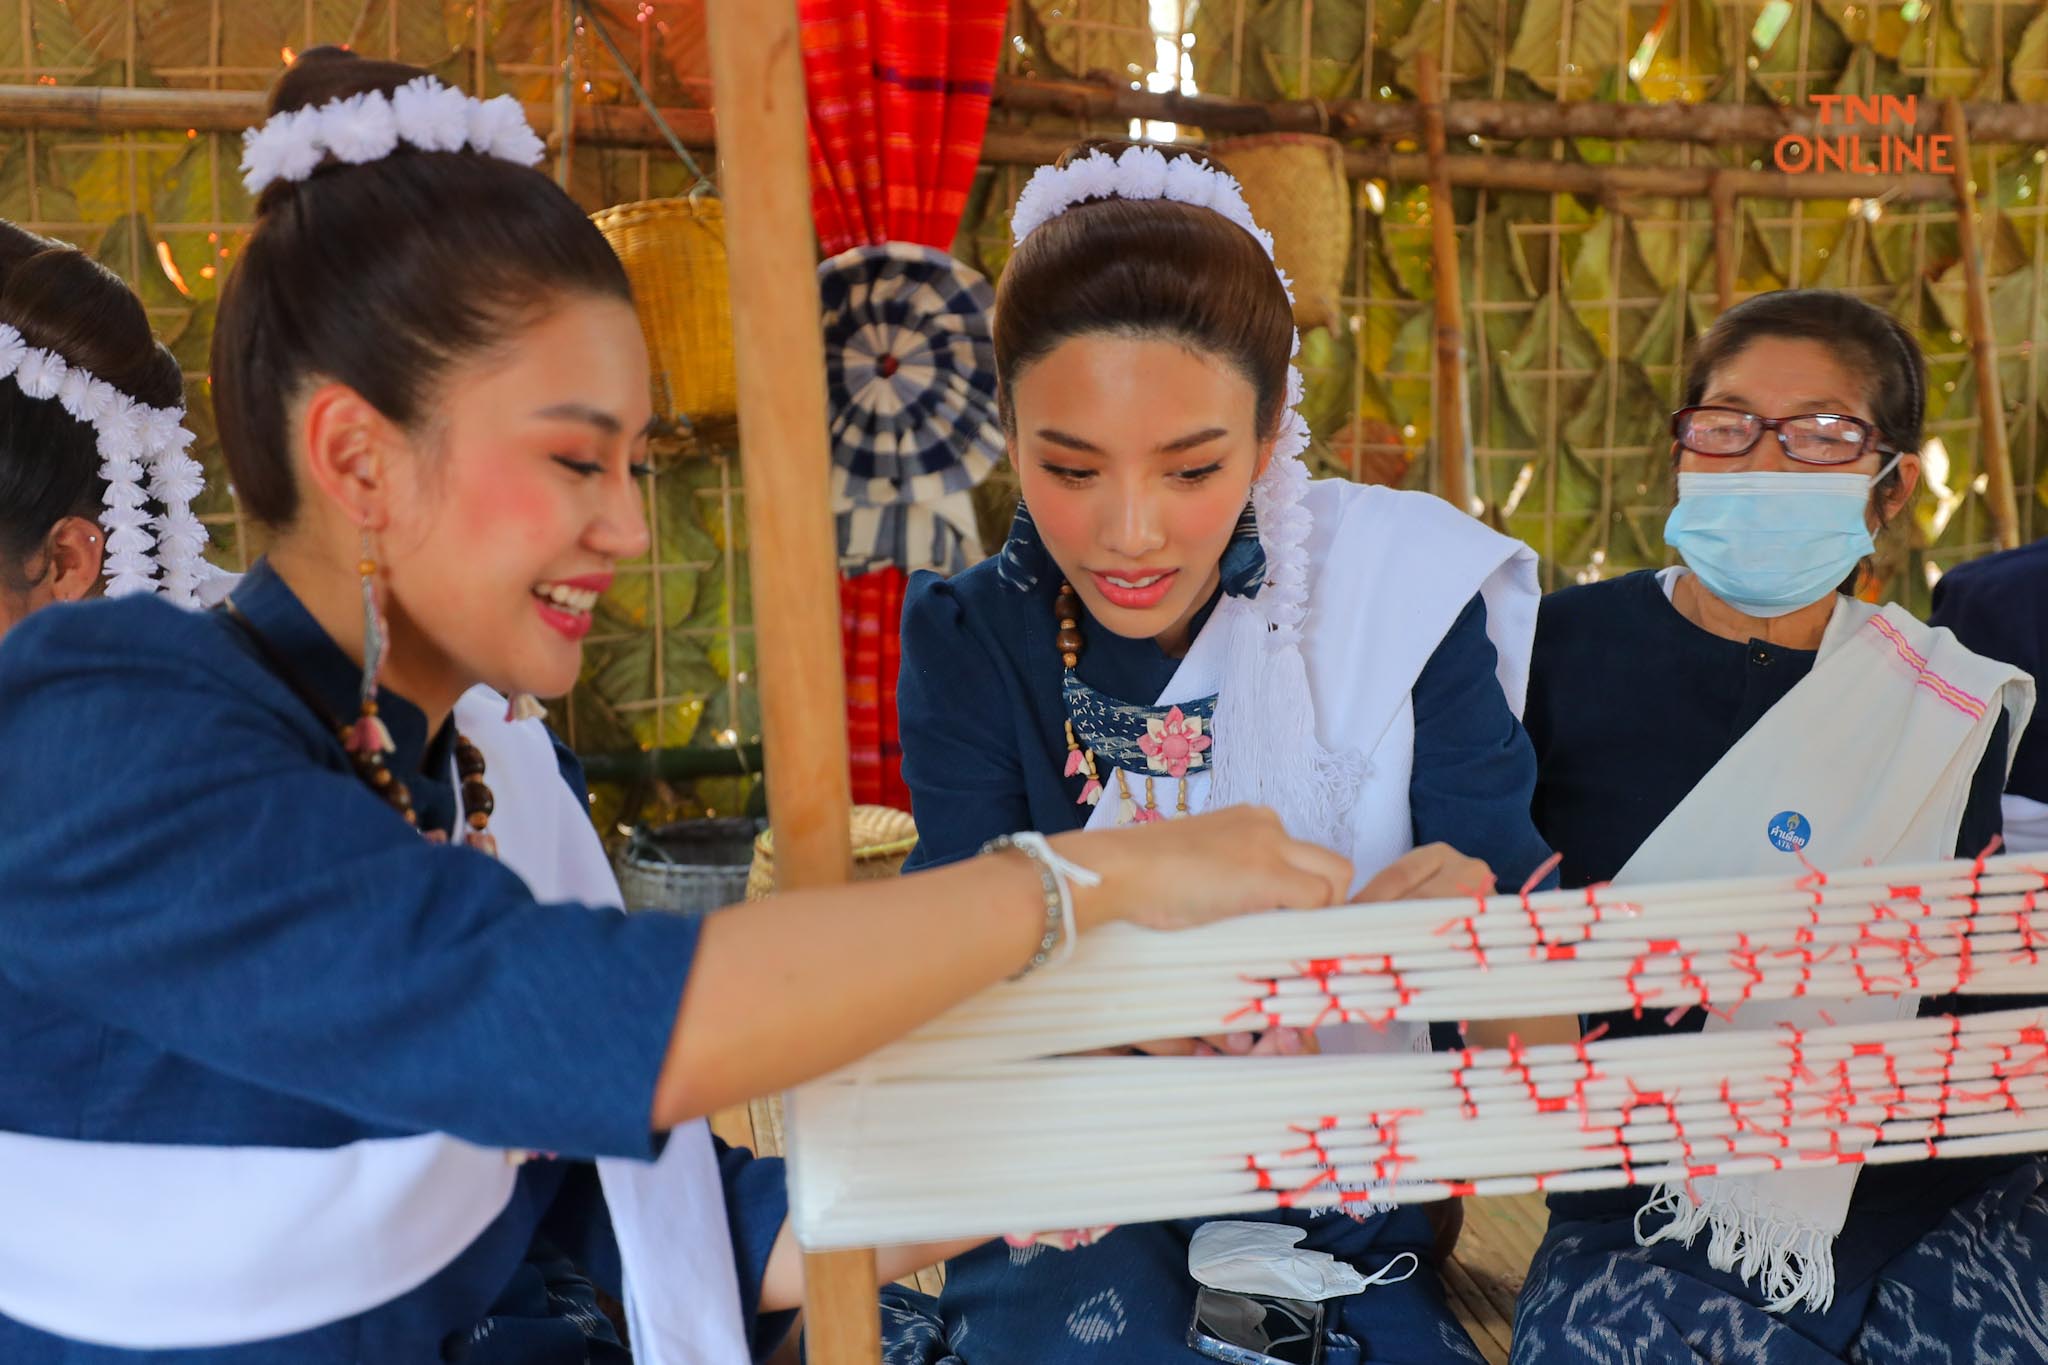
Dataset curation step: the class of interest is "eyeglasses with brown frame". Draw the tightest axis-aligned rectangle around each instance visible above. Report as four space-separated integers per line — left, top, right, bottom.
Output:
1670 406 1897 467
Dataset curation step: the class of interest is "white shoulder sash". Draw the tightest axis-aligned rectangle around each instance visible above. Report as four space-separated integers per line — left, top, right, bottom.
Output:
460 690 752 1365
1625 598 2034 1310
1081 482 1539 1065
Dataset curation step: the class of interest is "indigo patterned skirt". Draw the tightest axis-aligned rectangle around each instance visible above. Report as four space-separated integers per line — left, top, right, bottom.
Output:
876 1206 1482 1365
1510 1159 2048 1364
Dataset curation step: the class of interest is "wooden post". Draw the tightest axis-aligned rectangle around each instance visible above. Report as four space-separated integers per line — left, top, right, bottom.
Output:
1944 97 2022 551
702 3 874 1363
1417 54 1475 516
1710 172 1737 314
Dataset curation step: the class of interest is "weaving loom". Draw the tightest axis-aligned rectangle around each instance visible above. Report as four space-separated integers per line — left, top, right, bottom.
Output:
788 853 2048 1248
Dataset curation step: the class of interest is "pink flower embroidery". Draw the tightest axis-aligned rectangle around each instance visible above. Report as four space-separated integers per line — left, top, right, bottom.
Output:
1137 706 1211 778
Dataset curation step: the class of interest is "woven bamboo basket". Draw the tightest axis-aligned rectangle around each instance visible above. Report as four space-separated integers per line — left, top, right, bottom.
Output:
615 816 765 916
745 804 919 901
1207 134 1352 334
591 195 737 424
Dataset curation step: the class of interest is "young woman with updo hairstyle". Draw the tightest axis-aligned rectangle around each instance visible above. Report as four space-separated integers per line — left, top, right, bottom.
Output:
1513 290 2039 1363
0 227 186 640
0 51 1365 1363
879 140 1559 1365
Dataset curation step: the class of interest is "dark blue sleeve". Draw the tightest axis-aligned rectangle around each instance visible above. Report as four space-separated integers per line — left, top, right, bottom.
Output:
1956 709 2010 859
0 604 699 1160
713 1137 798 1361
1933 558 2048 804
1408 594 1556 893
897 572 1033 872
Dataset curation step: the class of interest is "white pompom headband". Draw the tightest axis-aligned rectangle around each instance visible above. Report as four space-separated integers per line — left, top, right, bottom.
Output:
1007 145 1356 853
0 324 211 605
240 76 546 197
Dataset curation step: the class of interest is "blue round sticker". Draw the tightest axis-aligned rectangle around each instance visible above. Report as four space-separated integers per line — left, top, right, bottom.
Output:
1768 811 1812 853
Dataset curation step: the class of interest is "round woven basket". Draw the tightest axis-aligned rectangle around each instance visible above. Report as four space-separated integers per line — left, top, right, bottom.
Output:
615 815 766 916
591 195 737 423
1207 134 1352 334
745 805 919 901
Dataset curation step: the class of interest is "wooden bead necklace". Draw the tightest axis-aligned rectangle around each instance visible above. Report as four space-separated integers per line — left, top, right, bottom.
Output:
345 709 498 856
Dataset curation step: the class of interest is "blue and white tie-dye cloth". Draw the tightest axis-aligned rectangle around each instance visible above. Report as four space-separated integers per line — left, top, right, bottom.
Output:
1511 1159 2048 1364
877 1206 1482 1365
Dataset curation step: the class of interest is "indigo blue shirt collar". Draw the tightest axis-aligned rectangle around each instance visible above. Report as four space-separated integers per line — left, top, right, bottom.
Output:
227 559 456 818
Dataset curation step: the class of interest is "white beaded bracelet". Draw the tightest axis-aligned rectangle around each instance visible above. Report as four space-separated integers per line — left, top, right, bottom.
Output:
982 831 1101 979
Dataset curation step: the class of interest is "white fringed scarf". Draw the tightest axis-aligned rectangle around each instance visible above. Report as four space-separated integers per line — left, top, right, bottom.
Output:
1625 592 2033 1311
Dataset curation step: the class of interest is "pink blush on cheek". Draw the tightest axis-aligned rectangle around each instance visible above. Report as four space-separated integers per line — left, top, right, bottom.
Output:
1020 485 1096 575
451 468 564 553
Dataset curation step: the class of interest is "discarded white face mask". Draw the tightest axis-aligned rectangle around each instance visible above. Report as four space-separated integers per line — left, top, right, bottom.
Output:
1188 1221 1419 1301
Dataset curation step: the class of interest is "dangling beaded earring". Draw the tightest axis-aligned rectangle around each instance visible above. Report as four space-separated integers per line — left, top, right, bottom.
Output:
1057 583 1103 806
346 533 408 824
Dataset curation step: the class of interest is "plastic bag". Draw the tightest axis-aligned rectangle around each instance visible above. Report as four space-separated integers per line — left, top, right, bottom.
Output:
1188 1222 1417 1302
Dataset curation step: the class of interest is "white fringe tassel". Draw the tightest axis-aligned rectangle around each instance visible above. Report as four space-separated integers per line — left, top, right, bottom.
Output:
1634 1180 1837 1314
1205 598 1365 854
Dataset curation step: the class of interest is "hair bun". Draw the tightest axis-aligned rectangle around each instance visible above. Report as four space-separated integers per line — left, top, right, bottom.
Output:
0 245 180 409
269 45 435 117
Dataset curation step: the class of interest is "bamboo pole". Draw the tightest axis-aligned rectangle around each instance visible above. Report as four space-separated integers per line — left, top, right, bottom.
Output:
0 81 729 143
701 2 872 1363
2 77 2036 170
1711 172 1737 313
0 82 1958 204
1418 54 1474 516
1323 151 1953 203
989 75 2048 146
1944 97 2022 551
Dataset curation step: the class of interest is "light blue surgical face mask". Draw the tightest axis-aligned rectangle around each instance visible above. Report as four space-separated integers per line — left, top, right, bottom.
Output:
1662 459 1898 618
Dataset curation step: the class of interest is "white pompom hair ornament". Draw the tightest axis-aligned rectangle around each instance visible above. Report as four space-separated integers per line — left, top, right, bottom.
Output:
0 321 213 604
239 75 546 197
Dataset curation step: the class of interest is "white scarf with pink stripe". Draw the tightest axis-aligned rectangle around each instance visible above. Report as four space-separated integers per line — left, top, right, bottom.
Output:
1628 593 2034 1312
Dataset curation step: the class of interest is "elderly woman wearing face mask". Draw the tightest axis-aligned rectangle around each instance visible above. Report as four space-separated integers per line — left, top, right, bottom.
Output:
1510 289 2041 1365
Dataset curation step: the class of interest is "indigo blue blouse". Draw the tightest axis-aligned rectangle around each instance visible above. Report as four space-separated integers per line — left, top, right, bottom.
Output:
888 547 1551 1365
898 557 1555 888
0 561 791 1363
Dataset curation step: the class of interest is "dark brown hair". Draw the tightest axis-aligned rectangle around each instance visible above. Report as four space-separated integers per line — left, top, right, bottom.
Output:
993 141 1294 442
211 47 633 528
1682 288 1924 505
0 226 182 594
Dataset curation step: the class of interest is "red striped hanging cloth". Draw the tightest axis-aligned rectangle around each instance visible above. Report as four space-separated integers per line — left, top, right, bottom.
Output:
801 0 1008 810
